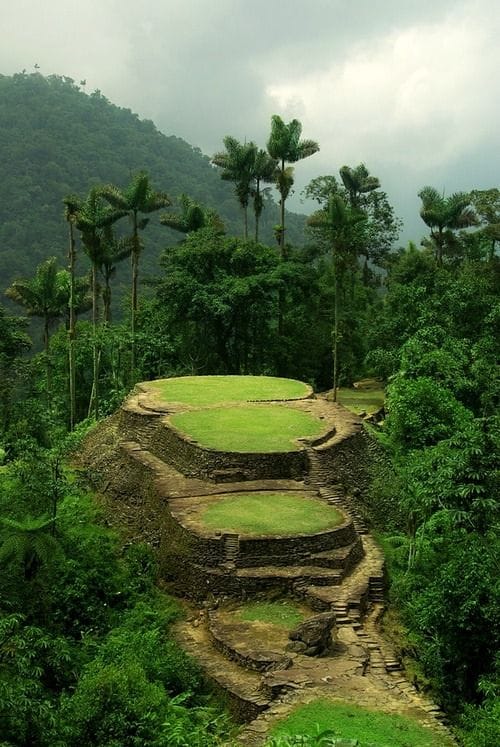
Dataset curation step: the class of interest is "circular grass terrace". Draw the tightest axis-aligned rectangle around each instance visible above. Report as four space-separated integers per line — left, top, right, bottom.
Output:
169 405 325 452
236 600 306 629
198 492 343 536
151 375 311 407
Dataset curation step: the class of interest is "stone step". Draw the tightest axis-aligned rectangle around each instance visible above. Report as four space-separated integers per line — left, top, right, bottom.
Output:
304 540 363 570
236 565 343 587
385 661 403 672
334 616 354 626
302 584 347 609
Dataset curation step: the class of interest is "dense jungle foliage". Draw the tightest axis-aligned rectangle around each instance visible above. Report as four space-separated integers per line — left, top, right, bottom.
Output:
0 73 498 745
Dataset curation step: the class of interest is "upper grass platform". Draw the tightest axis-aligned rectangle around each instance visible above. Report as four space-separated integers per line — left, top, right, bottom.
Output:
169 404 325 452
150 375 311 407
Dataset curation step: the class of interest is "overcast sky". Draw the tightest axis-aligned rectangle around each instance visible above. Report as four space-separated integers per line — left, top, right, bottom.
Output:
2 0 500 242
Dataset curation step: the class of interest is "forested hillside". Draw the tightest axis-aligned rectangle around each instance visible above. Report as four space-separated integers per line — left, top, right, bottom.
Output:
0 72 305 288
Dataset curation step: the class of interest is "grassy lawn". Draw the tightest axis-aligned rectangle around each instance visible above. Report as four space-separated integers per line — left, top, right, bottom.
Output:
152 375 310 406
237 600 306 628
336 387 384 415
200 493 343 535
170 405 325 452
270 700 454 746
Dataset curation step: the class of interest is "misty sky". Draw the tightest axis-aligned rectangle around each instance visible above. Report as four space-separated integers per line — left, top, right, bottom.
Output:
1 0 500 242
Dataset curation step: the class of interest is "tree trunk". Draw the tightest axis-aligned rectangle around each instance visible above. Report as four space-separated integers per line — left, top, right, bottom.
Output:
88 262 99 419
68 221 76 430
44 317 51 405
332 264 339 403
255 178 260 243
103 274 112 324
279 158 286 258
130 212 139 384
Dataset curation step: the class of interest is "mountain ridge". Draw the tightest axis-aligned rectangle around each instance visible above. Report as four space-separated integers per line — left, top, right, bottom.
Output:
0 72 307 291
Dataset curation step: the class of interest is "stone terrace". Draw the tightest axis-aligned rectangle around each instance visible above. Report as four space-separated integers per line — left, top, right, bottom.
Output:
78 380 455 745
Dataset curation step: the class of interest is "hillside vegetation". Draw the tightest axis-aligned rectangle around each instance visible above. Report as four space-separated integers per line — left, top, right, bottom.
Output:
0 72 306 289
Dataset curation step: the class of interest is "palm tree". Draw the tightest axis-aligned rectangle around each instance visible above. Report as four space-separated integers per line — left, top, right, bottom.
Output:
212 137 257 239
250 149 277 242
308 195 366 400
98 227 133 324
160 194 224 237
5 258 68 402
339 164 381 281
75 187 126 417
100 172 171 379
267 115 319 256
63 195 80 430
339 164 380 208
418 186 478 265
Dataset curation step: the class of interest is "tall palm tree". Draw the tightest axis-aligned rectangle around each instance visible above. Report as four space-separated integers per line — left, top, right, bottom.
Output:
5 258 68 402
339 164 380 208
339 164 382 281
251 149 277 242
98 227 133 324
267 115 319 256
212 137 257 239
63 195 80 430
308 195 366 400
100 172 171 380
418 186 478 265
75 187 126 417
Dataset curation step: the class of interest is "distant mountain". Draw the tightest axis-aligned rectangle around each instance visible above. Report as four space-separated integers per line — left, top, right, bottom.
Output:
0 72 306 292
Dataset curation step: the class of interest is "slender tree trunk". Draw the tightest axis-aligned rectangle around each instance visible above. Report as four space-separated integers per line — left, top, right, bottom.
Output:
244 205 248 240
103 274 112 324
279 158 286 257
44 317 51 405
332 262 339 403
130 213 139 384
67 220 76 430
50 457 60 536
255 178 260 243
88 262 99 419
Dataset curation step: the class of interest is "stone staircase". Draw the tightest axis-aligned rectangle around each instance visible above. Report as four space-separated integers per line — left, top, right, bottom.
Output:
223 533 240 566
307 448 369 534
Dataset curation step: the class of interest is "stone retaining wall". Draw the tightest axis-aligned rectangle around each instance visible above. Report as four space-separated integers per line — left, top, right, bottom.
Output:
313 428 372 495
237 519 357 562
163 508 357 570
149 419 307 482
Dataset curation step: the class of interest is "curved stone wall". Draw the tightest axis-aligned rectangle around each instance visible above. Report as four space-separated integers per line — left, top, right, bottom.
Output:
167 508 356 566
149 418 308 482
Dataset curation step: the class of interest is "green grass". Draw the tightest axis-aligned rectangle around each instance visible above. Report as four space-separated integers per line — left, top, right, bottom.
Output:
200 493 343 535
170 405 325 452
337 388 384 415
270 700 454 746
152 375 310 406
237 601 305 628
